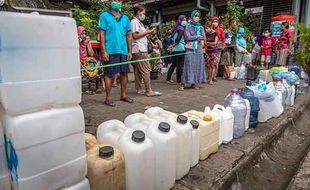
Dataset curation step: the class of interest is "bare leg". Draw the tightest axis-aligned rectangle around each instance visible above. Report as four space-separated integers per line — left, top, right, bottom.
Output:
104 76 113 101
120 72 128 98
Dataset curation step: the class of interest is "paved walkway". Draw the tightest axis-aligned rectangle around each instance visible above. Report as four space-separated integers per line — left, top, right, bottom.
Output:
80 75 310 189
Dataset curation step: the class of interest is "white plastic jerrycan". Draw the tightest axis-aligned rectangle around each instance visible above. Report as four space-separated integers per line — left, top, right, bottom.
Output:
244 99 251 131
97 120 127 148
119 129 155 190
189 120 200 167
291 85 296 106
204 107 222 144
184 110 219 161
0 123 10 190
61 178 90 190
124 113 177 190
212 105 234 144
145 107 192 180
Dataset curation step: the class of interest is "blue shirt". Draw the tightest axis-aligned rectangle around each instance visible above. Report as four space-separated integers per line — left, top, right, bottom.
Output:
98 10 131 55
173 32 185 52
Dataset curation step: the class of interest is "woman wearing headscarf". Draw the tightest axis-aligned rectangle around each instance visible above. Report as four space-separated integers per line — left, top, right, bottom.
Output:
166 15 187 90
275 22 293 66
235 27 248 67
182 10 206 89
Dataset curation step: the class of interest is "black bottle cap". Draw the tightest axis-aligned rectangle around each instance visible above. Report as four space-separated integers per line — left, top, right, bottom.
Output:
99 146 114 158
246 80 252 86
158 122 170 132
132 130 145 143
190 120 199 129
177 115 188 124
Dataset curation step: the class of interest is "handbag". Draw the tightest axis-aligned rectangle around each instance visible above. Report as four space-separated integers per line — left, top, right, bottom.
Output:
147 38 153 54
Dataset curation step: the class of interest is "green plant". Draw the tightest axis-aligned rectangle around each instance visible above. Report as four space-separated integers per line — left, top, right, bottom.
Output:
220 2 258 51
149 52 160 71
295 23 310 69
158 20 176 40
72 1 133 40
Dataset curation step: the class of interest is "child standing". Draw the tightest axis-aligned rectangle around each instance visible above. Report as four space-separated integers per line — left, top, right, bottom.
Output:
260 29 274 69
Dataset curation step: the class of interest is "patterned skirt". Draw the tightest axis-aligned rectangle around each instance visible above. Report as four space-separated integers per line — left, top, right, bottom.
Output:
206 52 220 66
276 49 289 66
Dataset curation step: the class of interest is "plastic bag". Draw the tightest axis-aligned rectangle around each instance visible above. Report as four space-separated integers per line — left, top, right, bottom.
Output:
236 64 247 80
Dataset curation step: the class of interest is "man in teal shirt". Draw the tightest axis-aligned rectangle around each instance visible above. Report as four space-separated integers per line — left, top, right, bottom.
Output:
98 0 133 107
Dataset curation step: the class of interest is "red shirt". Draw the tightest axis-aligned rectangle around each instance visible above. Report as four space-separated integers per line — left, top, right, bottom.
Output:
261 37 274 56
215 27 226 49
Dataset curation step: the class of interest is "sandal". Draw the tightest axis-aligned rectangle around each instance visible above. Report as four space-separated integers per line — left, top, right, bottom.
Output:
104 99 116 107
178 86 184 91
137 90 146 95
146 91 162 97
120 97 134 103
166 80 174 84
191 85 200 90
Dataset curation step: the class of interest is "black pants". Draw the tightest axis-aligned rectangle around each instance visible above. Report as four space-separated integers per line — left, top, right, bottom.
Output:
166 52 185 83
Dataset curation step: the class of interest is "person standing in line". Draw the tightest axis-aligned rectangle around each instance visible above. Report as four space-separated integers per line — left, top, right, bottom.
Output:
204 21 219 85
221 19 236 80
235 27 248 67
166 15 187 91
260 29 274 69
131 4 161 97
275 22 293 66
182 10 206 89
211 16 226 82
98 0 134 107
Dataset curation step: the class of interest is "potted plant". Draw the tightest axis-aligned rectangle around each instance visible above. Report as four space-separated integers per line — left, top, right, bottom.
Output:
149 52 160 80
295 23 310 73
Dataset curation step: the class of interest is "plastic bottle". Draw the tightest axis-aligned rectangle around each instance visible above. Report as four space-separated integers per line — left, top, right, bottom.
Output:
212 105 234 144
84 133 98 151
241 83 260 128
145 107 192 180
124 113 177 190
61 178 90 190
87 146 126 190
244 99 251 131
97 120 127 147
190 120 200 167
224 88 247 138
0 123 10 190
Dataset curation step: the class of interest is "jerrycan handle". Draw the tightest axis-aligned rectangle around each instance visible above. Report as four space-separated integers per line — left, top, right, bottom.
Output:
187 112 202 120
213 104 226 112
204 106 212 113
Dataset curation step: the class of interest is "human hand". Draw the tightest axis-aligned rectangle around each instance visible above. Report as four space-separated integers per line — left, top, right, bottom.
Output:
127 53 133 61
149 28 156 35
102 51 109 62
85 36 91 44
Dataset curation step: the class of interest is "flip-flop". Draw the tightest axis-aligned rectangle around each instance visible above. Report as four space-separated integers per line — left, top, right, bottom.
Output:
104 99 116 107
120 97 134 103
146 91 162 97
137 90 146 95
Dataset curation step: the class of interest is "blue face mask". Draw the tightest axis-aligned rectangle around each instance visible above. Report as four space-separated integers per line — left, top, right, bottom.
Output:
181 21 187 27
111 1 122 11
139 14 146 21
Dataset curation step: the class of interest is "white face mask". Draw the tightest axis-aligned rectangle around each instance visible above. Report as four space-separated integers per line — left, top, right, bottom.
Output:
0 0 5 6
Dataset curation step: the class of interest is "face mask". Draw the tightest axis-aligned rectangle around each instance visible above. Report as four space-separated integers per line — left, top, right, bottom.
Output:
139 14 145 21
0 0 4 6
213 22 219 28
181 21 187 27
80 34 87 41
193 16 200 23
111 1 122 11
264 33 270 37
237 33 243 38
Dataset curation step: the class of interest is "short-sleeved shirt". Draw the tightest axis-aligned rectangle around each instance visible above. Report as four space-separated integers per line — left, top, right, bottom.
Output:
261 37 274 56
98 9 131 55
205 32 218 54
277 31 290 50
131 18 148 54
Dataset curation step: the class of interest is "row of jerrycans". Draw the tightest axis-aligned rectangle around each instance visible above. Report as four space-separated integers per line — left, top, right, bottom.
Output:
86 106 235 190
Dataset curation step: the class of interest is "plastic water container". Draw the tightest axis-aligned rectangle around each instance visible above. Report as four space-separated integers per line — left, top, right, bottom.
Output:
2 106 86 190
0 12 81 115
189 120 200 167
291 85 296 106
224 88 247 138
97 120 127 147
297 70 309 95
84 133 98 152
0 123 11 190
282 79 293 107
61 178 90 190
124 113 177 190
241 85 260 128
204 107 222 145
145 107 192 180
259 70 272 82
274 80 288 108
212 105 234 144
184 110 219 160
119 130 155 190
87 146 125 190
244 99 251 131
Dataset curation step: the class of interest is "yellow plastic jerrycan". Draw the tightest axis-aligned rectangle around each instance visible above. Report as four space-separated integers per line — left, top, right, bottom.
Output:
184 110 220 160
84 133 98 151
87 145 126 190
